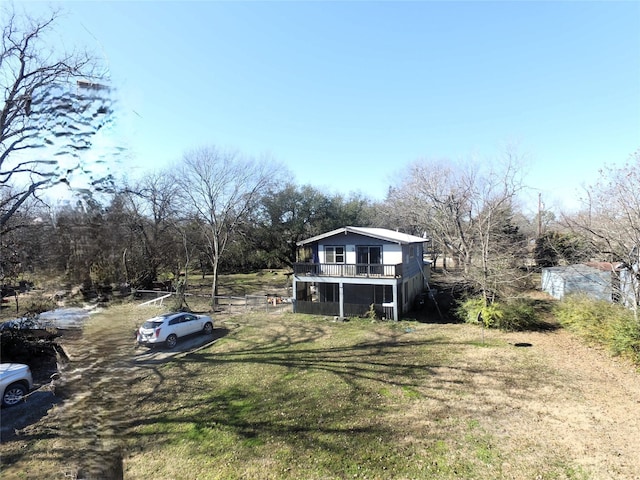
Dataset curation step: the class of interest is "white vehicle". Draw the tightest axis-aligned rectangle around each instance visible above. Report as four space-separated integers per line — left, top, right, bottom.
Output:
0 363 33 407
137 312 214 349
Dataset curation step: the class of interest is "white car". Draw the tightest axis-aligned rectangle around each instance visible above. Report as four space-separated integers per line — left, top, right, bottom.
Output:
137 312 214 349
0 363 33 407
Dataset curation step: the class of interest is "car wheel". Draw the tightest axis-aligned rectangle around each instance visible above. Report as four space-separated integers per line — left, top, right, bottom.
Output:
203 322 213 335
2 382 27 407
165 334 178 349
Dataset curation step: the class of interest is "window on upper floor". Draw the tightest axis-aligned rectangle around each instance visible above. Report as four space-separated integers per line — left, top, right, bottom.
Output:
325 246 345 263
357 246 382 264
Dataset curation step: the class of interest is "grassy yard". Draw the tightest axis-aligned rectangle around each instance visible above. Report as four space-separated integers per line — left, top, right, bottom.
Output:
186 270 293 298
3 300 617 480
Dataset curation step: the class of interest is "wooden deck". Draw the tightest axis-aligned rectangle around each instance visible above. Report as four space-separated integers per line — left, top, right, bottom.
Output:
292 263 402 278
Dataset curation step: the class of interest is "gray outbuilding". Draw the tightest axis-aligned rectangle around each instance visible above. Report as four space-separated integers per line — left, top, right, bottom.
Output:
541 263 617 302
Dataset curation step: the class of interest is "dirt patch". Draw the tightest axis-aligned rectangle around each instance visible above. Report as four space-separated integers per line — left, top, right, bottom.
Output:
489 328 640 479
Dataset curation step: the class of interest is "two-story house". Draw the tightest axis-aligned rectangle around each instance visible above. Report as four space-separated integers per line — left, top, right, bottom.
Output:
292 227 429 320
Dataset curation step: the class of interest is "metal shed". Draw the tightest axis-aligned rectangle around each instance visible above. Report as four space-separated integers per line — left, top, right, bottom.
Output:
541 264 615 301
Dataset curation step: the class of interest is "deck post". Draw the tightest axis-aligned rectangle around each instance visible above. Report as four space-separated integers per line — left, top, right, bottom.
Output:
392 283 399 321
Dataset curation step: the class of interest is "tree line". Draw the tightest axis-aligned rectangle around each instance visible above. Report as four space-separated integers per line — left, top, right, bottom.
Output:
1 7 638 317
4 148 639 309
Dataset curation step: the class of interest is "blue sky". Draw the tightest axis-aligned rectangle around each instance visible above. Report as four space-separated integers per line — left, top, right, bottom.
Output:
25 1 640 213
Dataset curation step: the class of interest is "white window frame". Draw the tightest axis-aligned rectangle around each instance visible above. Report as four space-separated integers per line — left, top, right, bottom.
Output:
325 246 345 264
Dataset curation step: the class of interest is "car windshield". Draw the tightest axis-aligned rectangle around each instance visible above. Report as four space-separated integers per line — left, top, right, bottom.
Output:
142 320 164 329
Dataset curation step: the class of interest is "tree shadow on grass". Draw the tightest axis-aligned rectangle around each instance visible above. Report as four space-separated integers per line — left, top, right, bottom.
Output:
112 323 561 480
2 316 560 479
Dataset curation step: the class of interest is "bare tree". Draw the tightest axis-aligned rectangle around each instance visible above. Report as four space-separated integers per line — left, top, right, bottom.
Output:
0 191 44 282
565 151 640 320
0 7 113 231
177 146 276 307
391 150 528 301
470 156 528 302
121 172 182 288
392 158 477 272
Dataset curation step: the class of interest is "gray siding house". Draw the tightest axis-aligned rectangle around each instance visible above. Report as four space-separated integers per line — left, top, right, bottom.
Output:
292 227 429 320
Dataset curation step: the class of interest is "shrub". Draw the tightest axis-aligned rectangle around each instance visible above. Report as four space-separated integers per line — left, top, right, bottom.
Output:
499 299 541 331
554 294 640 365
19 293 57 315
365 303 378 320
612 316 640 363
456 296 543 332
457 297 502 328
553 295 616 343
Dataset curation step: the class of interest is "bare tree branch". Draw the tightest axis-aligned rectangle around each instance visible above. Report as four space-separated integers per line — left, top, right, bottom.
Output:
0 6 113 230
564 151 640 319
177 146 278 306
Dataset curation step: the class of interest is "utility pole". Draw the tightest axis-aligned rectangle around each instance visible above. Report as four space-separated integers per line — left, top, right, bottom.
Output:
537 192 543 238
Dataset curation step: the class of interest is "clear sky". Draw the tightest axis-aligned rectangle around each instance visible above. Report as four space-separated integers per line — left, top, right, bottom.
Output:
23 0 640 214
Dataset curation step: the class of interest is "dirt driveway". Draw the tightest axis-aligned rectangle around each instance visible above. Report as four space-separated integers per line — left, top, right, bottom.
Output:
132 327 228 364
0 323 229 443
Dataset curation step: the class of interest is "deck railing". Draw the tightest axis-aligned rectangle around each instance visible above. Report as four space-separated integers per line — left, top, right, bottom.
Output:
293 262 402 278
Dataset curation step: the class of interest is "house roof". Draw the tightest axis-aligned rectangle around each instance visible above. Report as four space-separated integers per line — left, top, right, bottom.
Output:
584 262 624 272
544 262 624 277
296 226 427 246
